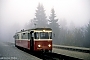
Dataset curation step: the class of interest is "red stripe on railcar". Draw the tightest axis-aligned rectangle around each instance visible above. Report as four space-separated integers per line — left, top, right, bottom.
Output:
15 40 52 51
34 40 52 51
16 40 30 50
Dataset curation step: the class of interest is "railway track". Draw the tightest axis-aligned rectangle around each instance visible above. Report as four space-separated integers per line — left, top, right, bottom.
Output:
16 45 83 60
29 52 83 60
47 52 82 60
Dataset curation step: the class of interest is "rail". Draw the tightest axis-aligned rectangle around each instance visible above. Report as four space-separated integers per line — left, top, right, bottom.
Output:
53 44 90 53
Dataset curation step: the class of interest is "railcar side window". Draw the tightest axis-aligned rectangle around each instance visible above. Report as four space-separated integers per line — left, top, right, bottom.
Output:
21 33 23 39
32 33 34 37
15 34 19 39
34 32 39 39
28 33 30 39
21 33 28 39
40 32 49 39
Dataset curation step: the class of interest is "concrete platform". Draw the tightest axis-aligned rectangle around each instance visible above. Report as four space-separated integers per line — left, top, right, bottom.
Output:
0 42 41 60
53 48 90 60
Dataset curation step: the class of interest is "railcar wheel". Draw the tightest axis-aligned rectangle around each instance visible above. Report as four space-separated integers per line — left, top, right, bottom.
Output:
48 50 52 53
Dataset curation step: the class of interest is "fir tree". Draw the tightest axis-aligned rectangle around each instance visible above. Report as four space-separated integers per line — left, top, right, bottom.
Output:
25 19 35 29
85 21 90 47
34 3 48 28
48 8 60 44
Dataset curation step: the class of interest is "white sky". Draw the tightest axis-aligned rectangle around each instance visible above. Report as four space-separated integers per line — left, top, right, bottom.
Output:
0 0 90 30
0 0 90 42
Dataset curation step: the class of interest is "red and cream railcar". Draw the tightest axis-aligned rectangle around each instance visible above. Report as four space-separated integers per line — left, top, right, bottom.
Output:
14 28 52 52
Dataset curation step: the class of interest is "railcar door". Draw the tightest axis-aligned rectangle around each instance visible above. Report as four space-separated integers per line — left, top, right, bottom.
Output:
30 31 34 51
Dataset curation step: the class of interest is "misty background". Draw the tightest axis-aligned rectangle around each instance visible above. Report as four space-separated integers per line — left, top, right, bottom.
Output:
0 0 90 48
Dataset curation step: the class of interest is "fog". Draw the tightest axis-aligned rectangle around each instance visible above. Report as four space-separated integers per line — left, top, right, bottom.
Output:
0 0 90 47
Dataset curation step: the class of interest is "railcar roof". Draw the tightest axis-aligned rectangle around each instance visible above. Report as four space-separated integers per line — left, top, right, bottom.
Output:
16 28 52 33
30 28 52 30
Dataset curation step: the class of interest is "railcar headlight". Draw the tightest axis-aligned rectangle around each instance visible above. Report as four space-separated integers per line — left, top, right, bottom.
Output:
38 44 41 47
43 30 45 32
48 44 51 47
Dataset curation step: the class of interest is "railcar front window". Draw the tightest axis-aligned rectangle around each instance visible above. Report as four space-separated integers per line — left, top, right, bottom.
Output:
50 32 52 39
34 32 39 39
40 32 49 39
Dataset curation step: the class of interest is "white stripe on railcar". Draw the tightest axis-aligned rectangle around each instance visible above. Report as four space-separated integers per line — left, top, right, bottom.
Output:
16 39 29 40
34 39 52 41
16 39 52 41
